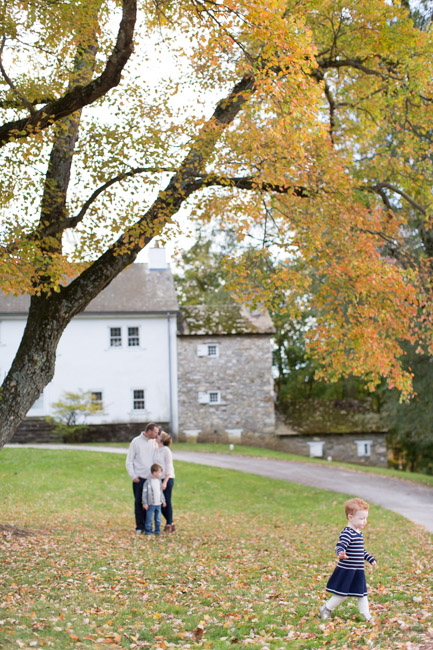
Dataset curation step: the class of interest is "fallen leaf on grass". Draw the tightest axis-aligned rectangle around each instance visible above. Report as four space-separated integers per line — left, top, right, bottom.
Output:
192 624 204 641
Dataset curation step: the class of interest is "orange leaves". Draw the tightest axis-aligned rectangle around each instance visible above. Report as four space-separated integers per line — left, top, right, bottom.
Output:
1 0 433 404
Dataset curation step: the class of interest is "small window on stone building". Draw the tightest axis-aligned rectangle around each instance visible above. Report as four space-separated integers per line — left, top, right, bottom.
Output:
207 344 218 357
110 327 122 347
198 391 221 404
355 440 372 457
197 343 219 357
133 389 145 410
128 327 140 347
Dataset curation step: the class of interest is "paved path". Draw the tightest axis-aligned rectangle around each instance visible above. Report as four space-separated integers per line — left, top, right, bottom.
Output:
5 444 433 534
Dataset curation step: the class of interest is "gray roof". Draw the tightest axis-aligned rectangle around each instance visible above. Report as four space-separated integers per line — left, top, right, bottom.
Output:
178 304 275 336
0 263 179 315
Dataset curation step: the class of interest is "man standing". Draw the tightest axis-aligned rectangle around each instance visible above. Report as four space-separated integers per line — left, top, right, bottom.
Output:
126 422 159 534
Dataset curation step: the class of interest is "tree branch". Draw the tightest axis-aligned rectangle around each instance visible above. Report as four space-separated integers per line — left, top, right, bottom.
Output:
65 166 177 231
60 72 259 312
0 36 36 115
0 97 55 109
0 0 136 148
310 68 337 142
373 181 427 215
185 174 310 196
317 56 402 81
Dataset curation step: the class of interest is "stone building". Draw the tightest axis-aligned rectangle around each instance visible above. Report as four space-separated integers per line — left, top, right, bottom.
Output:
177 304 276 443
274 399 388 466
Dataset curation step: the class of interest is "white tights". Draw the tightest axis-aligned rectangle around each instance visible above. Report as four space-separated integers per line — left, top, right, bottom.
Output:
326 594 370 618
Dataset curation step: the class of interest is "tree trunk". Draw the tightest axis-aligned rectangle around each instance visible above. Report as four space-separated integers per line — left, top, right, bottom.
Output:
0 67 257 448
0 246 142 447
0 294 67 446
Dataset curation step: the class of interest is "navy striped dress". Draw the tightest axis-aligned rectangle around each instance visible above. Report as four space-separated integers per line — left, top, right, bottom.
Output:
326 526 376 597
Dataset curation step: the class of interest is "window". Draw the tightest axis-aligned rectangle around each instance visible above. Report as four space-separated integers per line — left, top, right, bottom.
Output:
355 440 372 457
128 326 140 347
197 343 219 357
198 390 221 404
133 389 145 410
110 327 122 347
307 441 324 458
91 391 103 407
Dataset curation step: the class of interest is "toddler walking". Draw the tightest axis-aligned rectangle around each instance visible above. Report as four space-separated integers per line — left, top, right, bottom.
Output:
142 463 166 536
320 497 377 622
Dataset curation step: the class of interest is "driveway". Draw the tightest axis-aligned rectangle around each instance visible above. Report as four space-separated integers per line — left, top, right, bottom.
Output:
5 444 433 534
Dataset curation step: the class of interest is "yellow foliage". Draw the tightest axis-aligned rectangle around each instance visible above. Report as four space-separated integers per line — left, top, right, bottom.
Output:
0 0 432 391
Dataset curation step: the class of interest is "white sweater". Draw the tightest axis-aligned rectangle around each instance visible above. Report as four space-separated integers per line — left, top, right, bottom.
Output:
154 446 175 480
125 434 158 480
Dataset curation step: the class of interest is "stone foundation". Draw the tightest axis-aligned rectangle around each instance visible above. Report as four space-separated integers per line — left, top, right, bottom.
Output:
11 418 170 444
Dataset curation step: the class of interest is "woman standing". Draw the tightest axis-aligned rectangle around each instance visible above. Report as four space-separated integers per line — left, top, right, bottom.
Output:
154 431 176 533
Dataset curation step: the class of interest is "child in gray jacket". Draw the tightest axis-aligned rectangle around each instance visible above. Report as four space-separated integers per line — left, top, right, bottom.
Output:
142 463 166 536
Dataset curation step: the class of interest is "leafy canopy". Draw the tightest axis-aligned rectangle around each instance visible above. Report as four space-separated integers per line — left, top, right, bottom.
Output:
1 0 433 397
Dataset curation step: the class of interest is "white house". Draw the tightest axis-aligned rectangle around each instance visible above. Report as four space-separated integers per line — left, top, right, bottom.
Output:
0 248 179 433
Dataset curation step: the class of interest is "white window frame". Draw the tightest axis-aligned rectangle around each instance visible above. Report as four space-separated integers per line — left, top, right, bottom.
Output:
90 391 103 408
197 343 220 358
355 440 372 457
307 441 324 458
132 389 145 410
198 390 222 405
128 326 140 347
109 326 122 347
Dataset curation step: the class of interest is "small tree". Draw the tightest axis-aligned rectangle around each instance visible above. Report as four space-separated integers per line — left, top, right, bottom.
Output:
48 391 104 443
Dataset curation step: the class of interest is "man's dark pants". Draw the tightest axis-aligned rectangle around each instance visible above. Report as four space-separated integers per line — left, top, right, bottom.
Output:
132 478 146 531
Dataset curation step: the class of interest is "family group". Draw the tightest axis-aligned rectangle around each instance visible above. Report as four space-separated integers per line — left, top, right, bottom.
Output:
125 422 175 536
127 429 378 622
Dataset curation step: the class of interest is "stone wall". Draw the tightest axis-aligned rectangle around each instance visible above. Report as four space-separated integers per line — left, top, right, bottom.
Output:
177 334 275 441
241 428 388 466
11 418 387 467
12 418 169 444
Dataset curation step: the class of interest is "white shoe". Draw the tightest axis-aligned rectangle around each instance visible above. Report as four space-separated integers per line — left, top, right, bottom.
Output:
319 605 332 620
135 529 144 535
361 614 375 624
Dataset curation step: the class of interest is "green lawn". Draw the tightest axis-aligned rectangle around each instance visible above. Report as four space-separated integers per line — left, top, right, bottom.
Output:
0 448 432 650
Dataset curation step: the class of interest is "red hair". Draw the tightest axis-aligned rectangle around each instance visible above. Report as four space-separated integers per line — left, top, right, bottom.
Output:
344 498 369 518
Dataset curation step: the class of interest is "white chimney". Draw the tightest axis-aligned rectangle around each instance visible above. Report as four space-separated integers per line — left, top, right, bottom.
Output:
148 245 168 270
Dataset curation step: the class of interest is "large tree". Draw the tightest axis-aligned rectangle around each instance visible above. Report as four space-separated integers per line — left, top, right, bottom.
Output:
0 0 432 447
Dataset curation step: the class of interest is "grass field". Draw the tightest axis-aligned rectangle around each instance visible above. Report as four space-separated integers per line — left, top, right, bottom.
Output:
1 448 432 650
